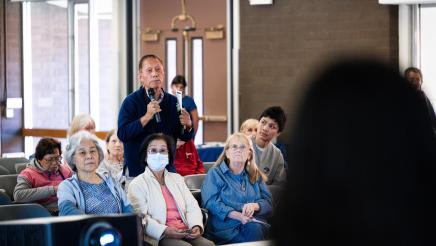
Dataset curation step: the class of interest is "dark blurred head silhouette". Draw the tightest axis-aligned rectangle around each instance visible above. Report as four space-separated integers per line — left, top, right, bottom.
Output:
273 58 436 246
404 66 423 90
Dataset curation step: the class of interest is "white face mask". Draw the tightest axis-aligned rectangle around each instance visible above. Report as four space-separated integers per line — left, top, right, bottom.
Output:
147 153 169 172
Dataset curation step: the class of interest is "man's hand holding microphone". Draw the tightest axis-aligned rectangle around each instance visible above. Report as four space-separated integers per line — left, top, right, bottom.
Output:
140 88 192 131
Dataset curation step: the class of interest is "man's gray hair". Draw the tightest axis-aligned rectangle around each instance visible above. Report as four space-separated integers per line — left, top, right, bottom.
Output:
64 130 104 171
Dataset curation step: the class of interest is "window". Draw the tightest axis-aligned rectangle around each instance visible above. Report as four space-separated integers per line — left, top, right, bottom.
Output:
23 1 69 156
166 39 177 91
75 3 90 114
192 38 203 144
420 4 436 108
23 0 124 157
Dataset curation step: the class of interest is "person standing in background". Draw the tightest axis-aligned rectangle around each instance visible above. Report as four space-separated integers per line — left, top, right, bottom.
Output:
170 75 205 176
404 67 436 128
404 67 423 90
171 75 199 136
118 55 193 177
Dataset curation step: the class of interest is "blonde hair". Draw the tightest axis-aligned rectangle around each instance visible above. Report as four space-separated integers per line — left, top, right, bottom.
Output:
240 118 259 132
68 114 96 137
215 133 267 184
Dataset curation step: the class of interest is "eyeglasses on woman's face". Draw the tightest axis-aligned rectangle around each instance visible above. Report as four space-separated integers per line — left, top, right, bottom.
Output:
147 139 169 155
228 144 248 152
147 148 169 155
75 147 99 158
43 156 62 163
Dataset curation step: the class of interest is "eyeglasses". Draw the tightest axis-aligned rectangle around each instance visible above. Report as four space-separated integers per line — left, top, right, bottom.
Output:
75 148 99 158
147 148 168 155
44 156 62 163
229 144 247 152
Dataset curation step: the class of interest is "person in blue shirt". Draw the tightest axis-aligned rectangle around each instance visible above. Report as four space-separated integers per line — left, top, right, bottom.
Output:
201 133 273 244
118 55 193 177
171 75 199 137
170 75 206 176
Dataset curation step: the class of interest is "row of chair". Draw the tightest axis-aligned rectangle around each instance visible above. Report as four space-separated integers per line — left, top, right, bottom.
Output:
0 203 52 221
0 157 29 175
0 157 51 221
1 159 212 176
0 162 212 204
183 173 283 209
0 174 18 204
0 175 206 223
202 162 214 173
1 158 213 176
0 159 212 223
1 157 36 205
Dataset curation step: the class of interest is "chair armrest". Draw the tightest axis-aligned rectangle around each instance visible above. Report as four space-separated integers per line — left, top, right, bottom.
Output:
200 208 208 230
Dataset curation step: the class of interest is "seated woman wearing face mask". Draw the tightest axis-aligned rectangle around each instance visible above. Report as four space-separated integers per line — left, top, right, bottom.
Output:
128 133 214 246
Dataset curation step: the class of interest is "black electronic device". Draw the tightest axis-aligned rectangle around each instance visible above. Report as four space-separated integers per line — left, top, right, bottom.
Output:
0 214 141 246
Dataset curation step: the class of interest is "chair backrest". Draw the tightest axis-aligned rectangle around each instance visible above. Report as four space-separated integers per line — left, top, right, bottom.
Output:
267 184 283 209
190 189 202 206
0 189 12 205
0 165 10 175
0 157 29 174
14 163 28 174
188 190 207 226
0 174 18 200
184 174 207 190
0 203 51 221
203 162 214 173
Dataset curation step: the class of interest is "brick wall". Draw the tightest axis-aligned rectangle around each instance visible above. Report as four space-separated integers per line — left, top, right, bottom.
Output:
239 0 398 141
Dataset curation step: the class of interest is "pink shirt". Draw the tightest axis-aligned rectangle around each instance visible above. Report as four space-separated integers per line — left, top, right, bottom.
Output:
161 185 188 230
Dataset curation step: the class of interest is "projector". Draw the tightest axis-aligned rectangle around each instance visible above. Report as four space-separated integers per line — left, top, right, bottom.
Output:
0 214 142 246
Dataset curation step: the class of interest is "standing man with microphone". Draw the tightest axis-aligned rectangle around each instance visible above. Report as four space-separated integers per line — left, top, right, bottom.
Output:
118 54 193 177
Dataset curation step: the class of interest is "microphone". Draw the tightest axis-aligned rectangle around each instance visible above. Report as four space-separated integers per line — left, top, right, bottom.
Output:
176 91 185 134
147 88 161 123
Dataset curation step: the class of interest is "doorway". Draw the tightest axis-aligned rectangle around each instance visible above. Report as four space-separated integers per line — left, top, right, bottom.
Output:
139 0 228 144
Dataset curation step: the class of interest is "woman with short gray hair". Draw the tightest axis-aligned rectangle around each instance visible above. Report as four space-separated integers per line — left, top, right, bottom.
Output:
57 130 133 216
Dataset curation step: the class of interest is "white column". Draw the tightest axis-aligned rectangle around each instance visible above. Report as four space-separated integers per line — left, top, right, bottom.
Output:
89 0 100 129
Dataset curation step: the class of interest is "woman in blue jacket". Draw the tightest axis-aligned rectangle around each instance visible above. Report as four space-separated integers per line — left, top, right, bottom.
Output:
57 130 133 215
201 133 273 244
